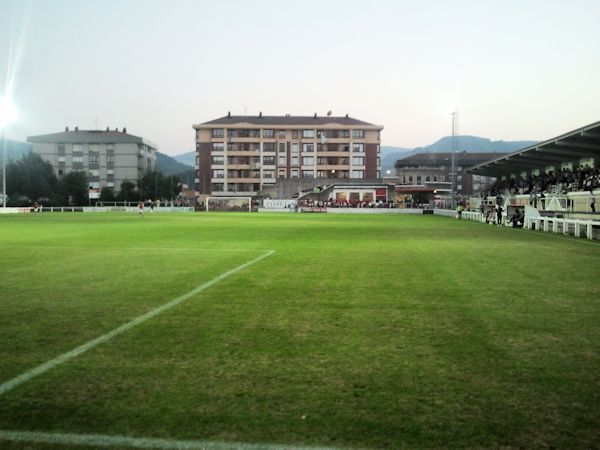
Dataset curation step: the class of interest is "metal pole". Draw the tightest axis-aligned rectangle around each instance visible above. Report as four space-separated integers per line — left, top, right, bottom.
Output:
2 127 6 209
450 111 456 209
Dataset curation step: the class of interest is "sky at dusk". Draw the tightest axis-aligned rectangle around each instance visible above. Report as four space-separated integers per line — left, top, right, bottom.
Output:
1 0 599 155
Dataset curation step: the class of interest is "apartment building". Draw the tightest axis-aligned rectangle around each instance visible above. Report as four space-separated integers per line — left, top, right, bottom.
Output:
28 127 157 194
193 114 384 196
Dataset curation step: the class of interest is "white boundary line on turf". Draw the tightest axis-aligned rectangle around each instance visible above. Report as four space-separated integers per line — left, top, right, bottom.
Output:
0 250 275 397
0 245 265 253
0 429 343 450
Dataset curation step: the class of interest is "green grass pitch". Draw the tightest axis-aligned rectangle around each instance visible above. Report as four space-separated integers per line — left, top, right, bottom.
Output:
0 212 599 449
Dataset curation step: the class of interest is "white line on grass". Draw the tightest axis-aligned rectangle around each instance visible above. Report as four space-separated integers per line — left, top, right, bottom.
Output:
0 250 275 396
0 430 344 450
0 245 266 253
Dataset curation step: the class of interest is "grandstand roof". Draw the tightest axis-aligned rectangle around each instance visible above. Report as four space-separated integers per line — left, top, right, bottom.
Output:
467 121 600 176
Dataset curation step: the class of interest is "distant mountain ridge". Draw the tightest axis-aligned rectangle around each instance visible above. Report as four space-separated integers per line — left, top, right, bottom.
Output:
172 151 195 167
380 135 537 172
0 140 33 166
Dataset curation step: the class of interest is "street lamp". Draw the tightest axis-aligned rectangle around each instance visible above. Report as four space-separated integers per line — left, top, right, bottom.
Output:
0 95 17 209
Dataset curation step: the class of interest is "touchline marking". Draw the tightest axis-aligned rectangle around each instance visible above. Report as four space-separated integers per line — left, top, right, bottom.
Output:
0 430 344 450
0 245 266 253
0 250 275 397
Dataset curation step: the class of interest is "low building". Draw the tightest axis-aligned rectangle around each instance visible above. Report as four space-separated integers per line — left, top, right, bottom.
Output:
28 127 157 196
394 152 504 196
193 113 384 198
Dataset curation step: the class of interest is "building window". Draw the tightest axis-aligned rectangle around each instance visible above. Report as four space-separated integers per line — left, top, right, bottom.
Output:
426 176 431 182
352 143 364 153
351 170 364 179
278 142 286 153
106 155 114 164
302 143 314 153
302 156 314 166
278 168 286 178
278 155 287 165
212 169 224 178
457 175 463 181
292 130 299 139
352 130 364 138
89 155 99 164
352 157 364 165
212 183 224 191
291 168 299 178
263 143 275 152
302 170 315 178
58 144 65 155
417 176 422 184
291 143 299 154
212 155 224 165
212 129 224 138
263 170 275 179
263 129 275 138
263 156 276 165
72 156 83 163
291 156 299 166
212 143 225 152
339 130 350 138
302 129 314 138
278 130 286 139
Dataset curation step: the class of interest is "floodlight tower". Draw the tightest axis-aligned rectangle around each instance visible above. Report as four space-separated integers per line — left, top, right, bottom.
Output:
0 96 17 209
450 110 459 208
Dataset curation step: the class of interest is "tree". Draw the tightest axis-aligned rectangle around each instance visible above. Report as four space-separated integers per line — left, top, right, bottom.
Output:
118 180 137 202
137 169 182 201
6 153 59 205
99 187 115 202
60 171 88 206
160 174 182 201
138 169 160 200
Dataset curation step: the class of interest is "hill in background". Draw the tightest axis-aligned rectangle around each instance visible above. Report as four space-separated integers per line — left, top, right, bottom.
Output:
172 151 196 167
380 136 537 173
0 140 33 167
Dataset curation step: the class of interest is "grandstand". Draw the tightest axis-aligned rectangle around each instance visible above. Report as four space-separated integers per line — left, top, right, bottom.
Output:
466 121 600 238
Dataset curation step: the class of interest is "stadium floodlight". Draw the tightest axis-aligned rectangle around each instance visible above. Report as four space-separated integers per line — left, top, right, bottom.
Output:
1 95 17 209
0 96 17 129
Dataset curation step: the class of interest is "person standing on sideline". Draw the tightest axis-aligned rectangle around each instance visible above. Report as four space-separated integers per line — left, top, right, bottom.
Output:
138 201 144 218
496 204 503 226
591 196 596 213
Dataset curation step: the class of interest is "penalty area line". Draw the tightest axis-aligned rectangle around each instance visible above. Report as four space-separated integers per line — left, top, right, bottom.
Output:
0 429 344 450
0 250 275 397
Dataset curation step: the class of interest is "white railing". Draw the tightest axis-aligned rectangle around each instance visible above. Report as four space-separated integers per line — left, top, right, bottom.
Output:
524 216 599 240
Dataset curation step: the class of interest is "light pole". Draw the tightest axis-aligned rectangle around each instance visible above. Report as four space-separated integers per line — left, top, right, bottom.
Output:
450 110 457 209
0 96 17 209
2 127 6 209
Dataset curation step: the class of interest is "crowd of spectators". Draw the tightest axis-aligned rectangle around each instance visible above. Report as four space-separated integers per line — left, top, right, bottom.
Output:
301 198 397 208
484 164 600 197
